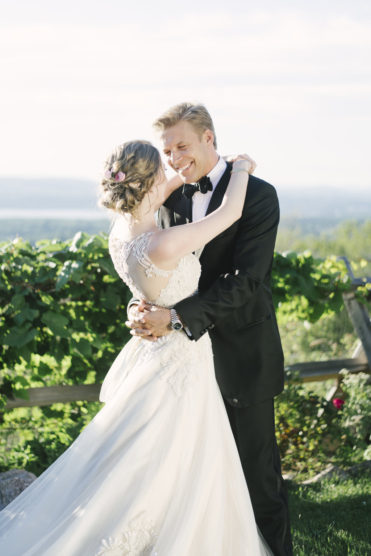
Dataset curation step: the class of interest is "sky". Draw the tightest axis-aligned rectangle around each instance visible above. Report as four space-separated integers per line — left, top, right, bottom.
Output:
1 0 371 190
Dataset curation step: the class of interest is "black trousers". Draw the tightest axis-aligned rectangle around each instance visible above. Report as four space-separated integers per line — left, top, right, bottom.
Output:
224 398 293 556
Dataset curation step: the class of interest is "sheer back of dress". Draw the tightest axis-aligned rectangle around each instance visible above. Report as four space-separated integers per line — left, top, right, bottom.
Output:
109 227 201 308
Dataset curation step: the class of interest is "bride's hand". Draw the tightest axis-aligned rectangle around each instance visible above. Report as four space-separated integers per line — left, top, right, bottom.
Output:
223 153 256 174
126 301 171 341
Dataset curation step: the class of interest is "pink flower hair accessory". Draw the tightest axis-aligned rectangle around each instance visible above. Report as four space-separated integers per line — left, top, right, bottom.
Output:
105 168 126 182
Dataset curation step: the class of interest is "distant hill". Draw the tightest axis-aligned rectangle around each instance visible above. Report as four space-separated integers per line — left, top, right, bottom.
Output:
1 177 99 211
1 177 370 219
277 186 371 219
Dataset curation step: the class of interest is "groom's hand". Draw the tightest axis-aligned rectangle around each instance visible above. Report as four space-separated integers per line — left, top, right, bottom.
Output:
126 301 171 341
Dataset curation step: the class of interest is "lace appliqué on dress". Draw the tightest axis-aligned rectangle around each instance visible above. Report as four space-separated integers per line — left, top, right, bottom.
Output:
109 227 201 306
137 333 199 397
96 513 157 556
130 233 170 279
109 231 175 303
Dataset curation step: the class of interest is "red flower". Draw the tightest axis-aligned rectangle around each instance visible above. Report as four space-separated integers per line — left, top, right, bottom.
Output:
332 398 345 410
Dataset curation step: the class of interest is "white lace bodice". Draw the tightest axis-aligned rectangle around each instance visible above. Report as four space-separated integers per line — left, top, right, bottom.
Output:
109 230 201 307
106 227 207 399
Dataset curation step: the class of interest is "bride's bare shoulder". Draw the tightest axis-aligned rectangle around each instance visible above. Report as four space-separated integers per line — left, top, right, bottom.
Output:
147 228 180 271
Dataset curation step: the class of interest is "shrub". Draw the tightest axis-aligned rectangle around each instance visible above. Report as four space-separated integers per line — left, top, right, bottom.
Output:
276 370 371 474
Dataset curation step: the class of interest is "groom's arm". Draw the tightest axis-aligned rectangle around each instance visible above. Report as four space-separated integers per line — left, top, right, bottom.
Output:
174 183 279 341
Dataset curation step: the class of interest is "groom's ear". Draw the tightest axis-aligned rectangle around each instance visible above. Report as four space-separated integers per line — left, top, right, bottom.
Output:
203 128 215 147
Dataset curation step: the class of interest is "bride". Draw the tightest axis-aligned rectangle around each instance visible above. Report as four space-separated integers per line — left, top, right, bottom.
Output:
0 140 271 555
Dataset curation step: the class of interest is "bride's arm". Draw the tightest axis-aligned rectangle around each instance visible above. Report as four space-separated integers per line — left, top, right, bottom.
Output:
148 159 250 267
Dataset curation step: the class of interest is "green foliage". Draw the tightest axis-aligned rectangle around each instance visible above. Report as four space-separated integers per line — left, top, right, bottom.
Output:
0 233 131 408
280 309 356 366
0 402 100 474
276 371 371 475
338 371 371 459
275 373 342 474
276 219 371 274
272 252 359 323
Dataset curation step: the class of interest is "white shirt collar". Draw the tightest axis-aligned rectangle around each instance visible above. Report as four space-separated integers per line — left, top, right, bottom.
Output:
206 156 227 190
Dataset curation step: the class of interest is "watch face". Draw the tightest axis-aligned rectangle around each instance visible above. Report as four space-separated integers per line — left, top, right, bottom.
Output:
173 322 183 330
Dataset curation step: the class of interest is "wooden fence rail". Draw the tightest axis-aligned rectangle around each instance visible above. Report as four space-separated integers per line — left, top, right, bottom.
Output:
4 356 369 410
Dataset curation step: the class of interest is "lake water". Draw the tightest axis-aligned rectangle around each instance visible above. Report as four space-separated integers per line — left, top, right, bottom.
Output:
0 209 108 220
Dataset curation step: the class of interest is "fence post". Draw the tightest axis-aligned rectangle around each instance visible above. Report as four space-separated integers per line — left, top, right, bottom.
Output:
342 293 371 367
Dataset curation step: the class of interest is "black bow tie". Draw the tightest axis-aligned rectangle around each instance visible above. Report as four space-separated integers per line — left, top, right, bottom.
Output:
182 175 213 199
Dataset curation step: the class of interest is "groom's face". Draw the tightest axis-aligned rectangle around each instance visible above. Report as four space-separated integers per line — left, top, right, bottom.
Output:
161 120 215 183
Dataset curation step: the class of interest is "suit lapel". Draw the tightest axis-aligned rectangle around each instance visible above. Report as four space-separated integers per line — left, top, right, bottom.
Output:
160 188 192 228
205 162 232 216
177 184 192 223
184 194 193 223
196 163 232 260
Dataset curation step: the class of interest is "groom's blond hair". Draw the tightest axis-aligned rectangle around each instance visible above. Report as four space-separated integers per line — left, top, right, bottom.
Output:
153 102 217 148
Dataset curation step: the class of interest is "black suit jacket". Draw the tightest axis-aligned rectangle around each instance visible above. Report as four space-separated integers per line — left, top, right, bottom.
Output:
159 163 284 407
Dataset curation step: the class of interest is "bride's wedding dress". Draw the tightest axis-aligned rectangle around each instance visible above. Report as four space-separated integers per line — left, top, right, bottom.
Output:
0 227 271 555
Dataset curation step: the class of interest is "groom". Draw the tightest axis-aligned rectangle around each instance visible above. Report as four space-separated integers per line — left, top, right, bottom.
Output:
128 102 292 555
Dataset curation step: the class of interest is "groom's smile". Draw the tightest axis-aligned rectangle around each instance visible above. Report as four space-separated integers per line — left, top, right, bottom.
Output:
174 161 194 179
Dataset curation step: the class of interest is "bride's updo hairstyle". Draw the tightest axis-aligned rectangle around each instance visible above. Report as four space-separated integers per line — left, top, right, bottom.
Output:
99 140 162 216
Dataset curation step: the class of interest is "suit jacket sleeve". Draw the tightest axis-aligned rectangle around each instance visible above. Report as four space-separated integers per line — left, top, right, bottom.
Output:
173 183 280 341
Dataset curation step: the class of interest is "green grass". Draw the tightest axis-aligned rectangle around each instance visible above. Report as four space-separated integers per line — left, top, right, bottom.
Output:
289 471 371 555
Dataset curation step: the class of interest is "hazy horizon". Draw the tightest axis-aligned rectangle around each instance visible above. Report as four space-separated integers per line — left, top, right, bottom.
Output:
1 175 370 192
2 176 369 222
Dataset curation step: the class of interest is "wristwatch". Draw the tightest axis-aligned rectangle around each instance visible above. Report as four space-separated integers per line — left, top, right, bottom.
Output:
170 308 183 331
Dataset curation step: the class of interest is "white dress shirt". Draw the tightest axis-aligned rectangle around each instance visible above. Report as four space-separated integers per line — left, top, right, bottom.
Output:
192 156 227 222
